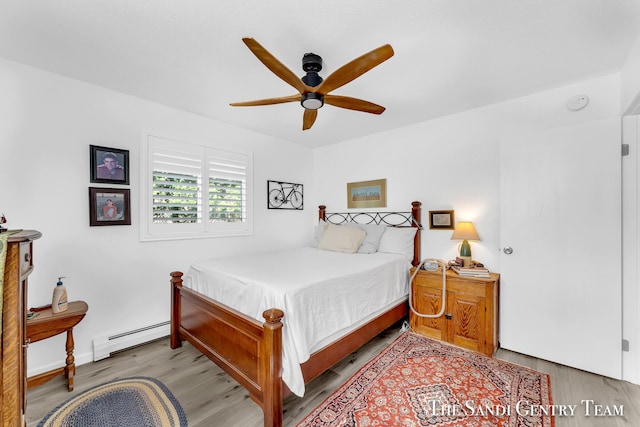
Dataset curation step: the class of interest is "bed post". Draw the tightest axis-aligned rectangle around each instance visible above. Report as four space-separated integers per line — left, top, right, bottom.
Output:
411 201 422 266
261 308 284 427
318 205 326 221
170 271 183 349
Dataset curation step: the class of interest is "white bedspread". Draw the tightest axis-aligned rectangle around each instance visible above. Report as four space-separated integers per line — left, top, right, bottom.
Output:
184 246 410 396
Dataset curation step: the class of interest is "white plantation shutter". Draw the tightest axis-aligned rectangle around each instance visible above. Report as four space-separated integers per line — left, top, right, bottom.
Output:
152 139 203 225
141 133 253 241
207 148 248 224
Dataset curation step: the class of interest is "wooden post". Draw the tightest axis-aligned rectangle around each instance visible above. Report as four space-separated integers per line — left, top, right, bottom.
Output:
411 201 422 266
65 330 75 391
261 308 284 427
170 272 183 349
318 205 326 222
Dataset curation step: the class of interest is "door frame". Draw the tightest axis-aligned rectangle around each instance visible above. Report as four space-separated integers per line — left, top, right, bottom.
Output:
622 113 640 384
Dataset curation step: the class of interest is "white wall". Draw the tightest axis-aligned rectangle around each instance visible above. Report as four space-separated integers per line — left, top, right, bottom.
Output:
622 31 640 115
0 58 315 376
314 74 620 272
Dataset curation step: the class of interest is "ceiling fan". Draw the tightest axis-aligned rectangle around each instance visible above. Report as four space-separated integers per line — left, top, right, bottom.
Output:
230 38 394 130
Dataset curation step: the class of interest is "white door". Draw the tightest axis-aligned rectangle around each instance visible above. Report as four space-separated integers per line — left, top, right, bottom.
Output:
499 118 622 379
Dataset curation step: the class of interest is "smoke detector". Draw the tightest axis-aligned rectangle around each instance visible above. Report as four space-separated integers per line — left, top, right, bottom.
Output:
566 95 589 111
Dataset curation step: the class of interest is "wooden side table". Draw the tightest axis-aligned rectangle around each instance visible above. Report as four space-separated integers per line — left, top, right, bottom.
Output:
26 301 88 391
410 268 500 356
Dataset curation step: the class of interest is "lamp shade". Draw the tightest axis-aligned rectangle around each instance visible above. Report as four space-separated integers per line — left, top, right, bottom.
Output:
451 221 480 267
450 221 480 241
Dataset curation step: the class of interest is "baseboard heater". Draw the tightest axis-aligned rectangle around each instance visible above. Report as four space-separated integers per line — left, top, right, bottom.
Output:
93 321 171 361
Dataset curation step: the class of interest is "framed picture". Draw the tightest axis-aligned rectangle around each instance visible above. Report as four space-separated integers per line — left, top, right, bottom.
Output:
347 178 387 209
267 180 304 210
90 145 130 184
429 210 455 230
89 187 131 226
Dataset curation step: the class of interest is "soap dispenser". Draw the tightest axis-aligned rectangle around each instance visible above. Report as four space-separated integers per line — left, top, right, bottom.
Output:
52 277 68 313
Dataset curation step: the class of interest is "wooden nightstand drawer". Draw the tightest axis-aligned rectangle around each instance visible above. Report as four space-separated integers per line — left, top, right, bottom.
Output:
19 241 33 277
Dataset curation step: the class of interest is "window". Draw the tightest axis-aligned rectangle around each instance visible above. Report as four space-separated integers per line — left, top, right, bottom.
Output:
140 133 253 241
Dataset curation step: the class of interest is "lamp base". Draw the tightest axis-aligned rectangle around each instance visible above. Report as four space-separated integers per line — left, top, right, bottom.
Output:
460 256 472 267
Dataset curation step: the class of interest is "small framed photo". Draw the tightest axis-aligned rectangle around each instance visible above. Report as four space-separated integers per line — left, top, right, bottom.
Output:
89 187 131 226
347 178 387 209
90 145 129 184
429 210 455 230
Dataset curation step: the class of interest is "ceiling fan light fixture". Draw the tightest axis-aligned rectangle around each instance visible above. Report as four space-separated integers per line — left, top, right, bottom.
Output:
301 92 324 110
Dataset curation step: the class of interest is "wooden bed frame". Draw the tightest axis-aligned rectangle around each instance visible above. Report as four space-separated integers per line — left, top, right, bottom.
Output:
170 201 422 427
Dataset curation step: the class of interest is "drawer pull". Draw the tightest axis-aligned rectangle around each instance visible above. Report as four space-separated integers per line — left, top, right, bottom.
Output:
24 253 31 262
445 313 453 320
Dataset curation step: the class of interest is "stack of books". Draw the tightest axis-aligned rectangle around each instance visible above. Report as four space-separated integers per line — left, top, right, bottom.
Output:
450 265 491 278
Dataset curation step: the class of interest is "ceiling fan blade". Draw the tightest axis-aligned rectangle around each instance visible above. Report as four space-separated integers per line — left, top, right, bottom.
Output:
315 44 394 95
230 94 300 107
324 95 386 114
302 109 318 130
242 38 310 94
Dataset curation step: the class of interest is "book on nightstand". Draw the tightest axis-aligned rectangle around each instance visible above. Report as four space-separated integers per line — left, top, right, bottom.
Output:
450 265 491 278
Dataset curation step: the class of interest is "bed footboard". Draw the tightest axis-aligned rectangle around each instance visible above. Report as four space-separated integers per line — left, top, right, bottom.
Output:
170 272 284 427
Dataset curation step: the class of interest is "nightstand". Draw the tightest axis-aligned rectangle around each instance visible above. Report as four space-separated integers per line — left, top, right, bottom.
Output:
410 268 500 356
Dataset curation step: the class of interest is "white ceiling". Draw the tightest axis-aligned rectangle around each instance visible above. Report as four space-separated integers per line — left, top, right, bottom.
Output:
1 0 640 147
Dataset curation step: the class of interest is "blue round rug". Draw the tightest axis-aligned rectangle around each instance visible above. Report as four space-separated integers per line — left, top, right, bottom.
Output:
38 377 188 427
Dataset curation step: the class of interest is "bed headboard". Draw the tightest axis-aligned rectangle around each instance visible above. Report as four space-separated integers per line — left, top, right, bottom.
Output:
318 201 422 266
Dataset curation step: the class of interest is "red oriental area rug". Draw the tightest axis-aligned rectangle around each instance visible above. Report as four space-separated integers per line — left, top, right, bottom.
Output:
297 332 554 427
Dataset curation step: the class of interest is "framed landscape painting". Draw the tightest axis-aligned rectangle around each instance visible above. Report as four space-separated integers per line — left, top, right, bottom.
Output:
347 179 387 209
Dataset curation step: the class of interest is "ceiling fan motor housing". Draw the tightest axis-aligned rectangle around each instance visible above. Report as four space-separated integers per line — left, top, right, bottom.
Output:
301 53 324 88
302 53 322 72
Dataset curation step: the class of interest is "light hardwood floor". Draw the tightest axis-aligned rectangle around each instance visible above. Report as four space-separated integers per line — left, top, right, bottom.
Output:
27 324 640 426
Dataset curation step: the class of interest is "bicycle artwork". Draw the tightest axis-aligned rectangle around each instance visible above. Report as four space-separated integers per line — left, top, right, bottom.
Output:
267 180 304 210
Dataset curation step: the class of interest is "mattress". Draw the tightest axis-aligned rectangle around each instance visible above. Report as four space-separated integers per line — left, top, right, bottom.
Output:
183 246 410 396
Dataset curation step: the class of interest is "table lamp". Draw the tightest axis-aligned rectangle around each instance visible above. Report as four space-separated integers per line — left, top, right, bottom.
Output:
451 221 480 267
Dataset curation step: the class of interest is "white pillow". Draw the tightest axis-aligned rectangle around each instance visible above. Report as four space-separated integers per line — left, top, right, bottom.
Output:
378 227 417 262
346 223 387 254
317 223 367 254
309 220 327 247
